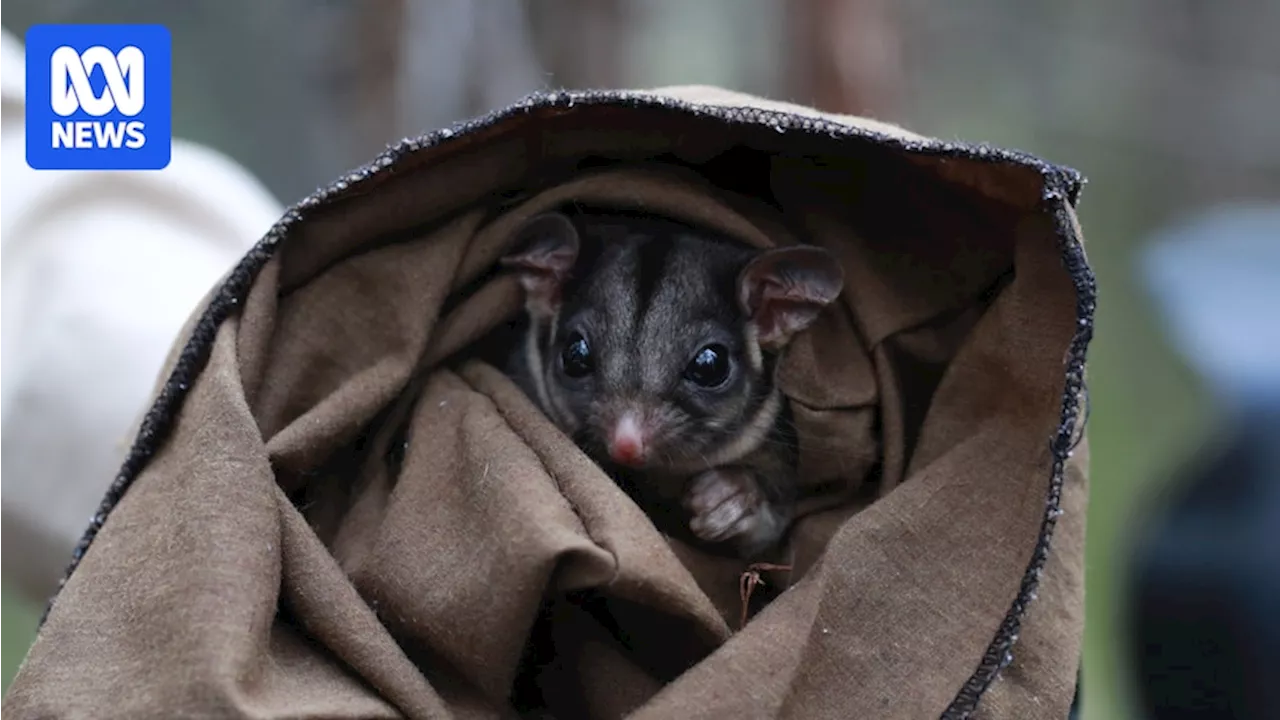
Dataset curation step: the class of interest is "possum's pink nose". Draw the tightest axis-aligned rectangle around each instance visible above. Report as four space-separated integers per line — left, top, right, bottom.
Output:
608 413 647 466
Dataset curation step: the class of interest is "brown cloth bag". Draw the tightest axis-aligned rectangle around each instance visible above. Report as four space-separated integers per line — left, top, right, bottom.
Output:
4 86 1094 720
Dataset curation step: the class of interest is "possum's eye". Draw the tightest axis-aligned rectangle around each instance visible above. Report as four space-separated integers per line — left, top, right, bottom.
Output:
684 344 731 388
560 331 594 378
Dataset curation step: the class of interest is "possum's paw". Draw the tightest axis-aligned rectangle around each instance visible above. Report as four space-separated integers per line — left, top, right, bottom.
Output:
684 468 786 557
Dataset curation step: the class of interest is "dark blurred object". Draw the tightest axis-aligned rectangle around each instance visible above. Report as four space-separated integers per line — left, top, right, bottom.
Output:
1127 205 1280 720
1068 669 1083 720
1128 405 1280 719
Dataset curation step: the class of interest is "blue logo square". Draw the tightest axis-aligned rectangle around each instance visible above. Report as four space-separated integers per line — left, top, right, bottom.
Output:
25 24 172 171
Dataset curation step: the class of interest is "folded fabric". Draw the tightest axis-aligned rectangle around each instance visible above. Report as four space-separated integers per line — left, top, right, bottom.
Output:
4 86 1093 720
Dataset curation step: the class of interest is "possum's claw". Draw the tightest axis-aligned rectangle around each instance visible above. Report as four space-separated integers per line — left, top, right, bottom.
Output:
684 468 786 558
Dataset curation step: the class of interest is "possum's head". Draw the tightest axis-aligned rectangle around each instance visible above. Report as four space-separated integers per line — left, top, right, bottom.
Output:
501 210 844 473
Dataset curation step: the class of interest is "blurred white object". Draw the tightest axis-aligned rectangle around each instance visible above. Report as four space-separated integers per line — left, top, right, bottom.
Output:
1141 203 1280 404
1 29 284 596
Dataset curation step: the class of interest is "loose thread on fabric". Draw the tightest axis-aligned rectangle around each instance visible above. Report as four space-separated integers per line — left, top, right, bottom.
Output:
1068 382 1090 452
738 562 793 630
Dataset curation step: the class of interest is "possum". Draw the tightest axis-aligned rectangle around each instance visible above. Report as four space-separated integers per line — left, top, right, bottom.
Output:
499 209 844 559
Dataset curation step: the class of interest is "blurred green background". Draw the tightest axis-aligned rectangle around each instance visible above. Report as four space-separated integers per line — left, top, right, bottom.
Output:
3 1 1277 717
2 590 38 690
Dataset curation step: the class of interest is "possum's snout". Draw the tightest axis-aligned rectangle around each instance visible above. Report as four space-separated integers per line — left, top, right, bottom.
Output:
606 410 648 466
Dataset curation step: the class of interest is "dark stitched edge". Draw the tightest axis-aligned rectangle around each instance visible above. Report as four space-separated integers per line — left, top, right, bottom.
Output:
940 173 1096 719
38 89 1096 719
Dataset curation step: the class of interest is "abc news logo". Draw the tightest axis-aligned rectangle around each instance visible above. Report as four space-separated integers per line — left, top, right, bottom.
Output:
51 45 147 150
25 24 172 171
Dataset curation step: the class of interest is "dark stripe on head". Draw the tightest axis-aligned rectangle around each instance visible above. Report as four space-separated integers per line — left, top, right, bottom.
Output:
632 235 675 331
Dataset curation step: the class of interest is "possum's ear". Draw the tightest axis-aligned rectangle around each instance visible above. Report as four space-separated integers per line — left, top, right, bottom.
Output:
738 246 845 351
500 212 581 319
